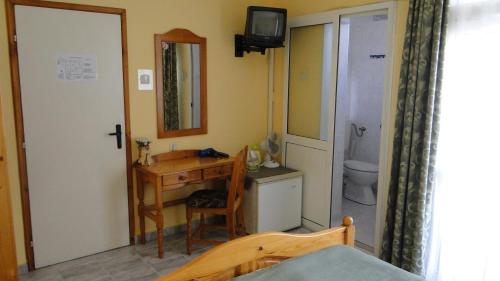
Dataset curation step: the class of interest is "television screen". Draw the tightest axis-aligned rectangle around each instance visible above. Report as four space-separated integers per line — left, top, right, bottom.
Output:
245 7 287 47
251 11 284 37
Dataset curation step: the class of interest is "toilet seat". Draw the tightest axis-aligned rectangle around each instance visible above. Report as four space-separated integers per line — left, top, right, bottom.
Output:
344 160 378 173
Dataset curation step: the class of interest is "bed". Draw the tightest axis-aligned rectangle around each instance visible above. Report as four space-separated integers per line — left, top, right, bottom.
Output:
157 216 423 281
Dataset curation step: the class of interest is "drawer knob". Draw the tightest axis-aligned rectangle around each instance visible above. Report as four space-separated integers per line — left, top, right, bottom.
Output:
178 175 187 181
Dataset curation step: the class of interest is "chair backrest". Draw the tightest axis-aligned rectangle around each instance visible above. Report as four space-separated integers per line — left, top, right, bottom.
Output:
226 146 248 212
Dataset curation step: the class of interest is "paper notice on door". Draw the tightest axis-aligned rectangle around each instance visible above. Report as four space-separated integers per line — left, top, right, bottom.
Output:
57 55 97 81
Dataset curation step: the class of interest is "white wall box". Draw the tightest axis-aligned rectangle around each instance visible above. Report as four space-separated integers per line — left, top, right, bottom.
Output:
244 167 303 234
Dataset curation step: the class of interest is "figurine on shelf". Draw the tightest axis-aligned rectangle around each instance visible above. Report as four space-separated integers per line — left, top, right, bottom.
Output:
136 137 153 166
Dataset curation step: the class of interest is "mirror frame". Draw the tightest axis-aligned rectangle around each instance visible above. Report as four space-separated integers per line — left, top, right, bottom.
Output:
155 28 207 138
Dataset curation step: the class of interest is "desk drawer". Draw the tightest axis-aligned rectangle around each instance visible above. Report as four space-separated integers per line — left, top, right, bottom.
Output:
203 165 232 179
163 170 202 186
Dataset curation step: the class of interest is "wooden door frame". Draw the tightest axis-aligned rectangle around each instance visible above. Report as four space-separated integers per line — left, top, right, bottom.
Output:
5 0 134 271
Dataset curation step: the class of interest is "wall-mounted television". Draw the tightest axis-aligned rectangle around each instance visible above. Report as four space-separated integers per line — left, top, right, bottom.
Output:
245 6 287 48
235 6 287 57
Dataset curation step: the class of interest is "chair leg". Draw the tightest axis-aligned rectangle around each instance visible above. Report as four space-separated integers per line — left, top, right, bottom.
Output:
186 207 193 255
227 213 236 240
199 213 205 239
236 207 246 236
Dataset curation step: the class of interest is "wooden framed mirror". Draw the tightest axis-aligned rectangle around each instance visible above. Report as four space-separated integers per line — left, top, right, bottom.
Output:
155 29 207 138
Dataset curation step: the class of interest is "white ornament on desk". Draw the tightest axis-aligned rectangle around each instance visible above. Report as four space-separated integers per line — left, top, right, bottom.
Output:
136 137 154 166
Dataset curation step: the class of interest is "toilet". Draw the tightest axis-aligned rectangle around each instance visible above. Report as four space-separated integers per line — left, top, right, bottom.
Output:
343 160 378 205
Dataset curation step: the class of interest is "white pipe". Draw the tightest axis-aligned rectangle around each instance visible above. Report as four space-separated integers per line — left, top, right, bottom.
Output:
267 49 275 137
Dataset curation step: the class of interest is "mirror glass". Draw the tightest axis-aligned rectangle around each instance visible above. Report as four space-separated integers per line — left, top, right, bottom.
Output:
161 42 201 131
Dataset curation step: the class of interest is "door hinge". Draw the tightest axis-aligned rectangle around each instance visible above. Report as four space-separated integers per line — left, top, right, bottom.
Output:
22 142 26 149
13 35 17 42
30 240 33 248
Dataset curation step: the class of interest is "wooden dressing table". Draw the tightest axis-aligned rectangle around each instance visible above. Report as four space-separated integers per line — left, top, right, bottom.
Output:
135 150 234 258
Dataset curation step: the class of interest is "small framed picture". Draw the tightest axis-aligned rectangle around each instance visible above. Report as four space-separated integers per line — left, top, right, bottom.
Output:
138 69 153 91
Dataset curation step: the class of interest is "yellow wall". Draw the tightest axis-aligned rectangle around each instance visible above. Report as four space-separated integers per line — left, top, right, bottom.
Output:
287 25 324 139
0 0 279 266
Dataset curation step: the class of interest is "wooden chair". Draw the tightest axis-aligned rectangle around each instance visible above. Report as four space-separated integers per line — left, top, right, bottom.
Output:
185 146 248 254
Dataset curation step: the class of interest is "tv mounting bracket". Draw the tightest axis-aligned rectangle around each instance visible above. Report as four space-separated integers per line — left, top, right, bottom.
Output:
235 35 283 57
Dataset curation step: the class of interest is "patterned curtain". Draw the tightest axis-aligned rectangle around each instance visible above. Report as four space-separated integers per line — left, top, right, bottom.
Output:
163 42 179 130
380 0 448 275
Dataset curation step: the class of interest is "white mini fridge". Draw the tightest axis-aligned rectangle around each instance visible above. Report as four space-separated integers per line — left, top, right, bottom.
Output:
243 167 303 234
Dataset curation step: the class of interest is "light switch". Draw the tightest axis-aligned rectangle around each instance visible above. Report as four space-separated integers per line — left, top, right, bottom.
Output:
138 69 153 91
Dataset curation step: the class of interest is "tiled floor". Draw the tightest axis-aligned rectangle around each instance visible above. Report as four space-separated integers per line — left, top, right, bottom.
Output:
20 227 311 281
20 230 221 281
341 197 376 248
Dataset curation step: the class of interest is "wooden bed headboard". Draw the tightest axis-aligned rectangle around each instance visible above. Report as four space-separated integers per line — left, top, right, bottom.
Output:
157 216 355 281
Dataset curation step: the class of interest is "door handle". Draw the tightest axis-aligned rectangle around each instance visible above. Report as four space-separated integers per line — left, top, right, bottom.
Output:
108 124 122 149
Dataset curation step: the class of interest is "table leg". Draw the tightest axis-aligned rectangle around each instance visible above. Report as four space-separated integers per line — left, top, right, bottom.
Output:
137 173 146 244
155 177 164 258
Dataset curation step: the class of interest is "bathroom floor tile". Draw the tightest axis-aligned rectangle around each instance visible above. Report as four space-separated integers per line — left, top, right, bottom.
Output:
342 197 376 247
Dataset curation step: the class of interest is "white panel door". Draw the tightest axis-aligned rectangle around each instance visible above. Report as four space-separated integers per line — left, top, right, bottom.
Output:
15 6 129 267
285 144 330 229
283 17 339 230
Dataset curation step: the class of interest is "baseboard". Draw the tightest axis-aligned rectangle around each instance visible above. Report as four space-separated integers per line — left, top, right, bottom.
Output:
18 263 28 274
301 218 326 232
355 240 375 255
